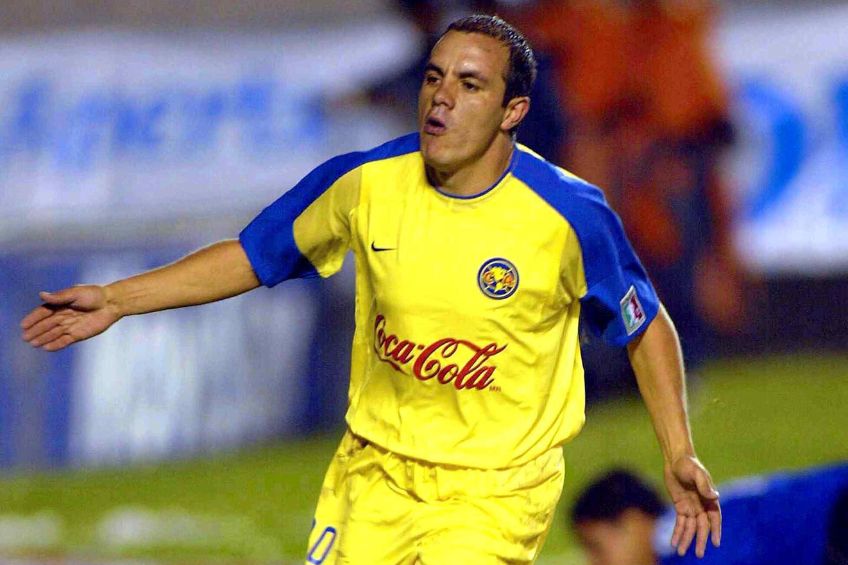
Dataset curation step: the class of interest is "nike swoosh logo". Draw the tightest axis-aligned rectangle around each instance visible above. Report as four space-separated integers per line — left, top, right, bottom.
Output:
371 242 396 252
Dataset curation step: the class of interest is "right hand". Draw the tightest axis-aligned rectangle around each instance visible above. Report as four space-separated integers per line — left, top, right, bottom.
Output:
20 285 121 351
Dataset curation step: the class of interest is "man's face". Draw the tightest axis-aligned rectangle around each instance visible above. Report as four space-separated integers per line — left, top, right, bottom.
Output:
575 514 657 565
417 30 511 173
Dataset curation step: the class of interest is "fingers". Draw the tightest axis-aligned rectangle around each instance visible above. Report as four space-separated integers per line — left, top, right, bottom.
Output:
22 309 87 351
707 500 722 547
680 505 720 557
671 498 722 557
694 466 722 549
20 305 55 330
671 513 686 548
28 324 68 348
694 510 710 557
43 334 77 352
677 514 697 556
21 289 80 331
28 321 79 351
22 309 72 343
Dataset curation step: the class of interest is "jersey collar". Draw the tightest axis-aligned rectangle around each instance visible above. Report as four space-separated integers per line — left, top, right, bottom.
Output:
431 145 518 201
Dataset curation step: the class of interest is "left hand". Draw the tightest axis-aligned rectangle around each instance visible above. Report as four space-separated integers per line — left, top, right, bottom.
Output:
664 455 722 558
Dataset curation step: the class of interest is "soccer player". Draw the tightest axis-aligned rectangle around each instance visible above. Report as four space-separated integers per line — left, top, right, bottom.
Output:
570 465 848 565
20 15 720 564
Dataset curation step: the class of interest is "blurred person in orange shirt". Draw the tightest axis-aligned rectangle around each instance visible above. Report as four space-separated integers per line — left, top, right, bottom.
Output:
526 0 746 367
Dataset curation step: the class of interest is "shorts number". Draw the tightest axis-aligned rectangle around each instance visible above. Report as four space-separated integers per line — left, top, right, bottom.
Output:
307 525 337 564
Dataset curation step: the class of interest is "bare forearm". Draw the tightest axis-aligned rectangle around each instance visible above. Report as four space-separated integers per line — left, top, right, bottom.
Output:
627 305 695 463
105 239 260 317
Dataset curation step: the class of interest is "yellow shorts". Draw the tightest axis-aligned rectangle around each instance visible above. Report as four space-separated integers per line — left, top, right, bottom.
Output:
305 430 564 565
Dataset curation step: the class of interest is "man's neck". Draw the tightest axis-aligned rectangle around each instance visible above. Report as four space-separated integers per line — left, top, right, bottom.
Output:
428 135 514 197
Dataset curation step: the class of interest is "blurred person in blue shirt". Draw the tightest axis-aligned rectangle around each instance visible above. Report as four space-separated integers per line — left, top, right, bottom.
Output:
571 466 848 565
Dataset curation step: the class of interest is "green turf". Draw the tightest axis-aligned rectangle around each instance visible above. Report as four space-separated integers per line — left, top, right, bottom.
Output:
0 353 845 562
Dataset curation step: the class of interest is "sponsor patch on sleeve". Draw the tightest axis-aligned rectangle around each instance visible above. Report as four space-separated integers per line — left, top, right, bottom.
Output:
620 285 647 335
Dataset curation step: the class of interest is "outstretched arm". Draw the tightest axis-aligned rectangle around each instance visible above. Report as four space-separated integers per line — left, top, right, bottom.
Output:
627 305 722 558
21 239 259 351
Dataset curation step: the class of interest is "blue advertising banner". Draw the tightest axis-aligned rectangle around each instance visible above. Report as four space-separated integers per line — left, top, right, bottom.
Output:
719 3 848 273
0 23 417 240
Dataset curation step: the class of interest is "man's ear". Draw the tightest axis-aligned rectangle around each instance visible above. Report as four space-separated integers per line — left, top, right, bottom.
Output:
501 96 531 133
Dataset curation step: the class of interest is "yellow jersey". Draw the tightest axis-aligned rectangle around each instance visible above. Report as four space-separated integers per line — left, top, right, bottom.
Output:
240 133 658 469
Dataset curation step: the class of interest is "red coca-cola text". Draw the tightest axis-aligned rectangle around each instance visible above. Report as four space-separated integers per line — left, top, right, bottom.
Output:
373 314 506 391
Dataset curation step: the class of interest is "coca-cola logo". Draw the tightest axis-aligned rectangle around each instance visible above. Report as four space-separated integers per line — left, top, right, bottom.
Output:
373 314 506 391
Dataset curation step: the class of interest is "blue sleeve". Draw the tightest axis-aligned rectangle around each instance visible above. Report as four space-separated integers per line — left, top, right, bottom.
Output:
239 133 420 288
238 152 362 287
513 151 659 347
573 187 660 347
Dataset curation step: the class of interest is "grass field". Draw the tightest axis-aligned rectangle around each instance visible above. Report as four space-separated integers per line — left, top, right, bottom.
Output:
0 353 846 563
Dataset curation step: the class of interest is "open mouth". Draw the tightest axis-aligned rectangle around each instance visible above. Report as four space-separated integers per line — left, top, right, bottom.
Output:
423 116 447 135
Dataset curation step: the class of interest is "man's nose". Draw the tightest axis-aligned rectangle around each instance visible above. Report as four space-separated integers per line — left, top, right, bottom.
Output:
432 80 455 108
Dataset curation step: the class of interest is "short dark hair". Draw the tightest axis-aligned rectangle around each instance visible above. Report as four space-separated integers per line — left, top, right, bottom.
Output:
571 469 666 525
444 14 537 107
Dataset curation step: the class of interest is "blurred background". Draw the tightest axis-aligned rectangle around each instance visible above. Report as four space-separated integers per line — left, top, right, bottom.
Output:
0 0 846 563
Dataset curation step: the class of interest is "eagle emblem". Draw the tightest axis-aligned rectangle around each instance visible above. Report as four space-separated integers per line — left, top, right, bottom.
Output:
477 258 519 299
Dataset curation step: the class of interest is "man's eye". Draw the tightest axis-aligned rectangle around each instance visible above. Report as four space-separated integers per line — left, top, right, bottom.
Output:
463 82 479 91
424 75 439 85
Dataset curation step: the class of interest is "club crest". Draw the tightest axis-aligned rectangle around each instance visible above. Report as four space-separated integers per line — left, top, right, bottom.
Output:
478 258 519 299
